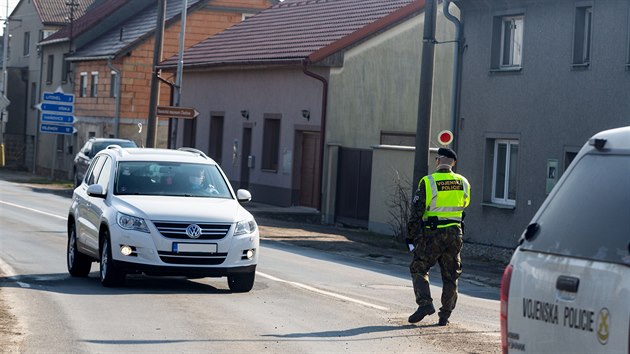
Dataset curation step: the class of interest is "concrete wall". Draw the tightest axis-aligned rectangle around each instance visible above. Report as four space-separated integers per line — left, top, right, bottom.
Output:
326 8 456 149
322 6 457 224
457 0 630 248
368 145 414 235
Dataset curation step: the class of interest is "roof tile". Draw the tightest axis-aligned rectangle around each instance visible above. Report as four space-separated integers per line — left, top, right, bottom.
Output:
160 0 418 68
34 0 94 25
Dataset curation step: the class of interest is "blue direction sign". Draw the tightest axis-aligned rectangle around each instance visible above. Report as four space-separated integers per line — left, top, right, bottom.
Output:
41 113 75 124
42 92 74 104
41 103 74 114
40 123 76 135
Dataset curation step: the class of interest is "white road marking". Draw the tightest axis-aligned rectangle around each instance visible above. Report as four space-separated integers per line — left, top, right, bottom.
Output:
0 200 66 220
257 271 389 311
0 201 390 308
0 201 64 288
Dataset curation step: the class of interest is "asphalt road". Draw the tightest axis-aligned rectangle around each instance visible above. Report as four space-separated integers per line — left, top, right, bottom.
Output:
0 169 502 353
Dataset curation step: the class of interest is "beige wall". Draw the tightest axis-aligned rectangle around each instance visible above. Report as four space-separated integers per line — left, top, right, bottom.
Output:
325 8 455 148
368 145 415 235
322 8 457 224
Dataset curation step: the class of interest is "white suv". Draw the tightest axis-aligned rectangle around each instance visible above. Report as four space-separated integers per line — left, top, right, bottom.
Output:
67 146 259 292
500 126 630 353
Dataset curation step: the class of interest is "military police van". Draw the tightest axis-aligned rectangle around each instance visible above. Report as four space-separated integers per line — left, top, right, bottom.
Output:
500 126 630 353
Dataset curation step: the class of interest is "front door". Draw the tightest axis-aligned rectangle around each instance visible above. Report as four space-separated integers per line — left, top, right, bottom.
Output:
299 132 320 208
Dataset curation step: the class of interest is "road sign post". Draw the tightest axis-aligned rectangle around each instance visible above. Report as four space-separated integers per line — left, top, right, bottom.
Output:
37 90 76 179
156 106 199 119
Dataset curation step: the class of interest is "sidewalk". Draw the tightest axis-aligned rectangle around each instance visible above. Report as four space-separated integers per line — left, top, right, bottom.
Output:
0 167 511 288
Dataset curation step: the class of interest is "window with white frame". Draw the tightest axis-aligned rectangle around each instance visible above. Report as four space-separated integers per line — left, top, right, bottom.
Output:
23 31 30 56
573 5 592 66
90 72 99 97
110 71 118 98
46 55 54 84
491 139 519 206
491 14 524 70
500 15 524 68
80 72 88 97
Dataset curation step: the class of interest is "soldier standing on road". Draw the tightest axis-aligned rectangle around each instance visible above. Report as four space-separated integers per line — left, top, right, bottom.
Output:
406 148 470 326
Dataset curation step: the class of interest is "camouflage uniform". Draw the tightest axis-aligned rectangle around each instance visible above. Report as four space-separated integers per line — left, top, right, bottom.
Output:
407 168 466 321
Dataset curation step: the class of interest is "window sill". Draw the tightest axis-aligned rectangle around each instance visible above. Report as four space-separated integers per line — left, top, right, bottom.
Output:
571 63 590 71
489 66 522 73
481 202 515 210
261 169 278 173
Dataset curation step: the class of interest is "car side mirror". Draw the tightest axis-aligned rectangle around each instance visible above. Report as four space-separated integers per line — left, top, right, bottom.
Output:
236 189 251 203
86 184 106 198
523 222 540 242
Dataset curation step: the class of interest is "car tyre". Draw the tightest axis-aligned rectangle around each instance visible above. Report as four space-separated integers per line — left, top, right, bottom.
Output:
67 223 92 277
227 272 255 292
100 231 126 287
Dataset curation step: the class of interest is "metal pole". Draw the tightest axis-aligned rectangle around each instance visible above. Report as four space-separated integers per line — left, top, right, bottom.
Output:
1 10 9 149
170 0 187 149
412 0 437 190
146 0 167 148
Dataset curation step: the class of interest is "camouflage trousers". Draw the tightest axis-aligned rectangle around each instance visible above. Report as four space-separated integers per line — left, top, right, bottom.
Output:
409 226 463 319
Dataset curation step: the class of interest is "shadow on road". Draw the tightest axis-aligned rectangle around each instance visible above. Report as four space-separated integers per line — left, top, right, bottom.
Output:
0 272 243 295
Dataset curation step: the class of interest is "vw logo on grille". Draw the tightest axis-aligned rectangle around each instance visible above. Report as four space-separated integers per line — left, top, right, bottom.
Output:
186 224 202 239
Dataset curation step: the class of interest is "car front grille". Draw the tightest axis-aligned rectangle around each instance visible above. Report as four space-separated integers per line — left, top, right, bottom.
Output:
153 221 232 240
157 251 228 265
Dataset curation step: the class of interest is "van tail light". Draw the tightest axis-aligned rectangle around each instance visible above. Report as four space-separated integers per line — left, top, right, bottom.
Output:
500 264 513 354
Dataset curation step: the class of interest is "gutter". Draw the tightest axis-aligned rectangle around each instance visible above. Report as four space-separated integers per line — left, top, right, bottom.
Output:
107 58 122 138
302 59 328 212
444 0 463 151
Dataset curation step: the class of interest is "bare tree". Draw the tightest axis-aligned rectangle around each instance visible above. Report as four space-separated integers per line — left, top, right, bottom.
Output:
386 170 412 243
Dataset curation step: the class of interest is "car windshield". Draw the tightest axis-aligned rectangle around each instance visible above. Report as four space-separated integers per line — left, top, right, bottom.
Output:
92 141 137 154
114 162 232 198
522 153 630 265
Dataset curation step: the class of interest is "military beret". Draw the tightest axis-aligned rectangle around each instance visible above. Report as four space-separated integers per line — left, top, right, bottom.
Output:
437 148 457 161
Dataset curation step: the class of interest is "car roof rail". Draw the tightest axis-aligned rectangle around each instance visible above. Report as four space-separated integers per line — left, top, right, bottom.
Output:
178 147 209 159
106 144 128 156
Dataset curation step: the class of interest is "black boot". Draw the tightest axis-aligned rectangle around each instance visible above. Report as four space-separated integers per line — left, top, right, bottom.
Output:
408 304 435 323
437 317 449 326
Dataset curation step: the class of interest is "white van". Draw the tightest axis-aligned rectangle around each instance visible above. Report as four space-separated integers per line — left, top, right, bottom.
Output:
500 126 630 353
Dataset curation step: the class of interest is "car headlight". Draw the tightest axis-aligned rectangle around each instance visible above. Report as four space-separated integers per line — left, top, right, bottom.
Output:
117 212 149 233
234 218 257 236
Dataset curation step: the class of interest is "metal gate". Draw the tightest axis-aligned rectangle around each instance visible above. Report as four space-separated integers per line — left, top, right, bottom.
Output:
335 147 372 228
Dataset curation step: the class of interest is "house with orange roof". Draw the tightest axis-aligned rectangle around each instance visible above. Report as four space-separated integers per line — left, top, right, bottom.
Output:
34 0 277 179
4 0 96 170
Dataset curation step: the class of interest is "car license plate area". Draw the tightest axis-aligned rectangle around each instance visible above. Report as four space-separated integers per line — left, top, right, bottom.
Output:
173 243 217 254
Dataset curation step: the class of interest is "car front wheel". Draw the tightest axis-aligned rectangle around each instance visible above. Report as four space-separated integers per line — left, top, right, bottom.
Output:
67 223 92 277
100 231 126 287
227 272 255 293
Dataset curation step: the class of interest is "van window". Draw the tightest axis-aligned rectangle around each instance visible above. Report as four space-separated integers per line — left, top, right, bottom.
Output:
522 154 630 265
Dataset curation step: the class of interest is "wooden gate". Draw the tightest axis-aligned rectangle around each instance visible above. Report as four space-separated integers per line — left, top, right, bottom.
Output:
335 147 372 228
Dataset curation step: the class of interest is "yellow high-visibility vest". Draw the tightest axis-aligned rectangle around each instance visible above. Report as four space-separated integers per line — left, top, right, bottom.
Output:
421 171 470 228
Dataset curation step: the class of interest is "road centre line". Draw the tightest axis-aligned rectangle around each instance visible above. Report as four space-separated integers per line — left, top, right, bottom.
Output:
257 271 389 311
0 200 66 220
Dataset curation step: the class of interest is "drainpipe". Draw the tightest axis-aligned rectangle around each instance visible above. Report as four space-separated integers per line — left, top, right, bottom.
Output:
444 0 463 152
302 59 328 212
107 58 121 138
